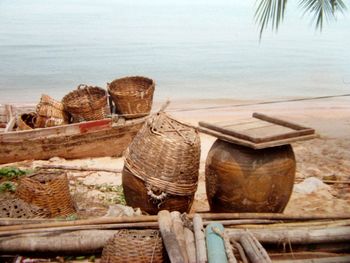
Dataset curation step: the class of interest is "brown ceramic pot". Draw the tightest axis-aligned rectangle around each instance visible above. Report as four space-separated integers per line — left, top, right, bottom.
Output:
205 139 296 213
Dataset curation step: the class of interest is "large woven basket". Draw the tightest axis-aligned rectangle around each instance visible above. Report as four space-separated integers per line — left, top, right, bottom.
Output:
16 171 76 217
17 112 37 130
62 84 107 122
108 76 155 119
101 230 167 263
35 94 69 128
123 112 200 214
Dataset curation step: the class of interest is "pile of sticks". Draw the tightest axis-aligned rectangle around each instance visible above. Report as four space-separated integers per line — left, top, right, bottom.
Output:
0 212 350 262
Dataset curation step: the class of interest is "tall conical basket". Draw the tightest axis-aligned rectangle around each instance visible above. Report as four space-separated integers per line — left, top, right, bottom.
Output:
123 112 200 214
108 76 155 119
62 84 107 122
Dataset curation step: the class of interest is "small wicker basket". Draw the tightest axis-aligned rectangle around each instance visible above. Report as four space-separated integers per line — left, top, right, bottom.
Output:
108 76 155 119
62 84 107 122
101 230 167 263
35 94 69 128
0 197 49 218
16 171 76 217
123 112 200 214
17 112 37 130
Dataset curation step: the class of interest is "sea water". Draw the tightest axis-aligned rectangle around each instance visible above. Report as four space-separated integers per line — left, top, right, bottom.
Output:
0 0 349 103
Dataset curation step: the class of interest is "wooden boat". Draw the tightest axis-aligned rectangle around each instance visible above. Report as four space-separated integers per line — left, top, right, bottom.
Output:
0 104 146 164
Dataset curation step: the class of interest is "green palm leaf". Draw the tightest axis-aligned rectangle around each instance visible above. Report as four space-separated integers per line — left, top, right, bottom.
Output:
255 0 347 38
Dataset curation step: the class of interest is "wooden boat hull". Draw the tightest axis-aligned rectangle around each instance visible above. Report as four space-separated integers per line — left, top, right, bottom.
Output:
0 118 146 164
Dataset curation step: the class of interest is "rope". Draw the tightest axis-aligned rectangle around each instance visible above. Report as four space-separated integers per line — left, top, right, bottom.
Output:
108 93 350 117
166 93 350 113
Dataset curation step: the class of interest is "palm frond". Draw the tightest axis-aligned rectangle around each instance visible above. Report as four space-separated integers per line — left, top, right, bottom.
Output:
255 0 288 38
299 0 347 30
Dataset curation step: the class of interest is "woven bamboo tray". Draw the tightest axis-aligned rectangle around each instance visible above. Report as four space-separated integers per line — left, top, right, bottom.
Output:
101 229 168 263
35 94 68 128
62 84 107 122
16 171 76 217
108 76 155 119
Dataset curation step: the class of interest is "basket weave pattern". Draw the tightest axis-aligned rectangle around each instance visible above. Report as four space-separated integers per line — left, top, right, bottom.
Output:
17 112 37 130
108 76 155 119
16 171 76 217
0 197 49 218
35 94 68 128
124 112 201 196
101 230 167 263
62 84 107 122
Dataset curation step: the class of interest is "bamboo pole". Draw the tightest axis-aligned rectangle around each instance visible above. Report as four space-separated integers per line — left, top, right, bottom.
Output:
272 256 350 263
228 226 350 244
0 222 159 237
239 231 271 263
1 213 350 233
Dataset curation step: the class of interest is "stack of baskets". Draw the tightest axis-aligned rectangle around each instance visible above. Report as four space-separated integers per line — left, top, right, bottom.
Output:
101 230 167 263
16 171 76 217
62 84 107 122
35 94 68 128
108 76 155 119
123 112 200 214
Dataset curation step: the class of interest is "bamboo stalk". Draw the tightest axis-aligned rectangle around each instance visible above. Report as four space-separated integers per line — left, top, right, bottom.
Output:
228 226 350 244
239 231 271 263
272 256 350 263
0 222 159 237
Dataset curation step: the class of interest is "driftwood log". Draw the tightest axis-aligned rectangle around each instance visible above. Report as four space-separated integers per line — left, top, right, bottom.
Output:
193 214 207 263
171 211 189 263
158 210 185 263
184 227 196 263
0 230 116 254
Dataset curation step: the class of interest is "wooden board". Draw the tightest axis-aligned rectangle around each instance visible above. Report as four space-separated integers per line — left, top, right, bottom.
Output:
198 112 317 149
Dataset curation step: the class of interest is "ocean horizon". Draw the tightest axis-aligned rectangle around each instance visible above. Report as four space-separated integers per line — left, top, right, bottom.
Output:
0 0 349 103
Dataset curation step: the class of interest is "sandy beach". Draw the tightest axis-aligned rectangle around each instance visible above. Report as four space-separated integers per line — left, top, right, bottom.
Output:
3 96 349 217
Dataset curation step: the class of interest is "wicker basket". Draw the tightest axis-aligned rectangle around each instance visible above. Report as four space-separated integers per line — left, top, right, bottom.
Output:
17 112 37 130
101 230 167 263
108 76 155 119
123 112 200 214
0 197 49 218
62 84 107 122
16 171 76 217
34 94 69 128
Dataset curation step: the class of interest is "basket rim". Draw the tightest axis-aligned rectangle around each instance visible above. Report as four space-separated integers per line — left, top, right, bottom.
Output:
108 76 155 95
